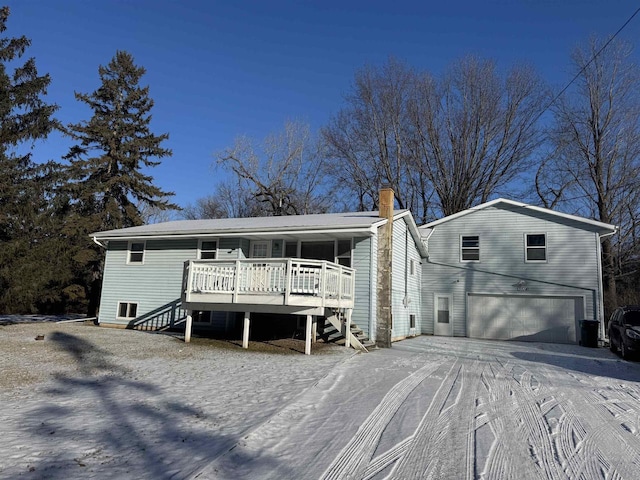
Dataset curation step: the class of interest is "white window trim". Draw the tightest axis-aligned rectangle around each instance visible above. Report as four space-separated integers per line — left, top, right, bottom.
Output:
127 241 145 264
198 239 218 260
409 258 416 275
116 301 139 320
250 240 272 258
460 235 480 263
524 233 547 263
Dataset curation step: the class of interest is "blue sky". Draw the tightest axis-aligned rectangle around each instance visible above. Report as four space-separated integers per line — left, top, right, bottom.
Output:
5 0 640 211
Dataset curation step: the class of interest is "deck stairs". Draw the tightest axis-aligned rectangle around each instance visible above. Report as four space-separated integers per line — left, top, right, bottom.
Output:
321 310 375 352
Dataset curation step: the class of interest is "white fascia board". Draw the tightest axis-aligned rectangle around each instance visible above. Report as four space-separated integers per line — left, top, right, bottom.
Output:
91 224 382 242
394 210 428 257
419 198 617 233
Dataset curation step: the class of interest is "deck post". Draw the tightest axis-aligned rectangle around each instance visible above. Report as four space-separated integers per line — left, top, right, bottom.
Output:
185 310 193 343
305 314 312 355
345 309 352 348
312 315 317 343
243 311 251 349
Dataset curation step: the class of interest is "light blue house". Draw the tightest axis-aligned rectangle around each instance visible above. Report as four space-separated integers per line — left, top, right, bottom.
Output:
92 194 615 351
92 191 426 354
419 199 616 344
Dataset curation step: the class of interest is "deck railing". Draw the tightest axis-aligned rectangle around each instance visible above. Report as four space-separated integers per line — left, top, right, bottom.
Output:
182 258 355 308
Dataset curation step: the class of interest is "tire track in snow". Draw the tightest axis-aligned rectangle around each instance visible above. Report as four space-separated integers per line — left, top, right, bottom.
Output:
389 360 482 480
476 362 553 480
319 359 448 480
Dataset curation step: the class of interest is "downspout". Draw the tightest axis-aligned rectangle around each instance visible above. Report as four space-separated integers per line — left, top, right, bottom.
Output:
93 236 107 249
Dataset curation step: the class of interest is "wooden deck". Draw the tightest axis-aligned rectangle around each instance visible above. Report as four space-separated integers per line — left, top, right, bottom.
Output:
182 258 355 314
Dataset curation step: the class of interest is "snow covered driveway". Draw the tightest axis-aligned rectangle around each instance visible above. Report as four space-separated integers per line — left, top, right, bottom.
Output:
2 323 640 479
203 336 640 480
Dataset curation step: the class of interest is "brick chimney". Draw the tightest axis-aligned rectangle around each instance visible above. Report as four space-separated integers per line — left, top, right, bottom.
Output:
376 186 394 348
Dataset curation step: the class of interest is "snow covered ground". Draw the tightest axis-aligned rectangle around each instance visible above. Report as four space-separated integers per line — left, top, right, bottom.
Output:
1 321 640 479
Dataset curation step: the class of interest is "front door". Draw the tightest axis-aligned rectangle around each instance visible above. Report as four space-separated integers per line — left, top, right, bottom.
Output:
434 293 453 336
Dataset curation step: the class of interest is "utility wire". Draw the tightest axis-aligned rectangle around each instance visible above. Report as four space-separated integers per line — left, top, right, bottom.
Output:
534 6 640 124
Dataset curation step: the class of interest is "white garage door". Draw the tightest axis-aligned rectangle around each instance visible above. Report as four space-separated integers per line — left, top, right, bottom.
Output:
467 294 584 344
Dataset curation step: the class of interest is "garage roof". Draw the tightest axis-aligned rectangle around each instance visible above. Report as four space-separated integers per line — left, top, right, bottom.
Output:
420 198 617 236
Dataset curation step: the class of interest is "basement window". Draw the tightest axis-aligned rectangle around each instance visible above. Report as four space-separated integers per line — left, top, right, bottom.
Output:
117 302 138 319
128 241 145 264
410 314 416 329
525 234 546 262
461 236 480 262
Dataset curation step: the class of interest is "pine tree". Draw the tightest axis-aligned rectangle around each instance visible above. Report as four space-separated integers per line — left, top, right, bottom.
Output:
0 6 60 313
63 50 177 314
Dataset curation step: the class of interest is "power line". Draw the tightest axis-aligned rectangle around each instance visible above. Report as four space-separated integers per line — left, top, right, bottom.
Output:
534 6 640 124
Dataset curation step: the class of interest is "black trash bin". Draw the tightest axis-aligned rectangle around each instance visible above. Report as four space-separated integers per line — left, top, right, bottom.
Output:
579 320 599 348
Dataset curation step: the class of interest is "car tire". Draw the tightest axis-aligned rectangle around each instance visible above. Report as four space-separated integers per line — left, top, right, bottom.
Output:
621 341 629 360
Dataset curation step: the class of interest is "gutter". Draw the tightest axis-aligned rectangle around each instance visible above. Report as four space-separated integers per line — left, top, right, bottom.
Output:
92 236 107 248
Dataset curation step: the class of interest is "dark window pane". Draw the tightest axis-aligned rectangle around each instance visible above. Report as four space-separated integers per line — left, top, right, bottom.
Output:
301 241 334 261
527 234 545 247
437 311 450 324
129 252 143 263
337 257 351 267
118 303 128 318
527 248 546 261
129 303 137 318
200 251 217 260
462 250 480 261
201 241 217 251
337 240 351 256
462 236 479 248
130 242 144 252
285 242 298 258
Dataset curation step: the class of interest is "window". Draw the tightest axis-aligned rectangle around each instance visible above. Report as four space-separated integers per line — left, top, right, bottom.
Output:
300 241 334 262
336 240 352 267
117 302 138 319
461 236 480 262
437 296 450 324
128 241 145 264
250 241 270 258
409 259 416 275
410 314 416 329
199 240 217 260
284 241 298 258
525 234 546 262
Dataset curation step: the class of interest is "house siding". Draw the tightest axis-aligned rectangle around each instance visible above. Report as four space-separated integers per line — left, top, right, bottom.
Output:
352 236 374 339
391 217 422 340
421 205 602 337
99 239 198 328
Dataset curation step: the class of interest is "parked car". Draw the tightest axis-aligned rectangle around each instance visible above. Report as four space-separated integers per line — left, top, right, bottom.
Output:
608 306 640 359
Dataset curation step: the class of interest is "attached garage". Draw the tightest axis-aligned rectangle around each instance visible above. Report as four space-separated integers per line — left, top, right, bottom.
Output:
467 294 585 344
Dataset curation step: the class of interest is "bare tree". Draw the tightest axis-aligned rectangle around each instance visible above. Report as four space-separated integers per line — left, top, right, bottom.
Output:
410 56 547 216
215 121 330 216
181 179 265 219
323 58 430 219
536 37 640 311
323 57 546 222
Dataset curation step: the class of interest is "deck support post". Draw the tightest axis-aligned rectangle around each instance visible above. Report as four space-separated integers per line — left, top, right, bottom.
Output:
305 314 313 355
345 309 352 348
312 315 317 343
185 310 193 343
243 311 251 349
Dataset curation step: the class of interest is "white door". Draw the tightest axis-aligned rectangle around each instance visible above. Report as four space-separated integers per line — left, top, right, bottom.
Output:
467 294 583 343
434 294 453 336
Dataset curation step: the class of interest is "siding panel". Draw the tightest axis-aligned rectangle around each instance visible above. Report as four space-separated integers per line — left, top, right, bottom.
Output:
421 206 602 338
